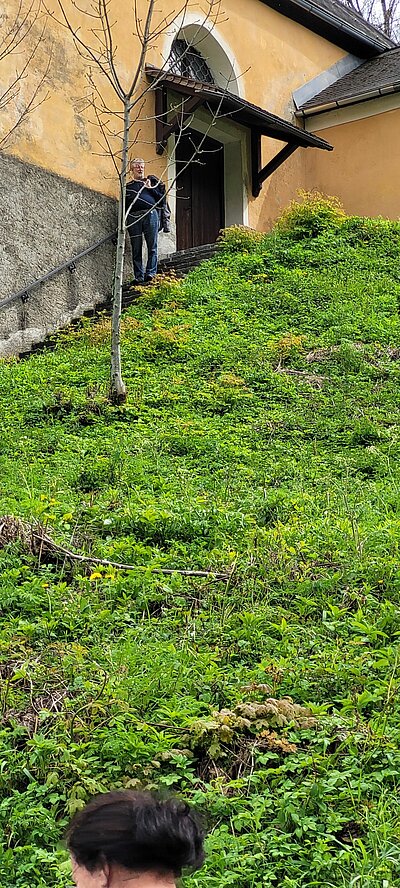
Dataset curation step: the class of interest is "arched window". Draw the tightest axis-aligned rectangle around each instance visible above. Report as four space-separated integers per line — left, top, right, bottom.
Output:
168 37 215 84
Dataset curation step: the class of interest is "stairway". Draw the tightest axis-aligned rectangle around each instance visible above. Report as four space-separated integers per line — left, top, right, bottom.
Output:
122 242 218 306
19 242 219 355
158 242 219 276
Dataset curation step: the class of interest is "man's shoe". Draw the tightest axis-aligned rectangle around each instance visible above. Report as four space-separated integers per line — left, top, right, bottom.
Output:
144 276 155 283
132 278 144 285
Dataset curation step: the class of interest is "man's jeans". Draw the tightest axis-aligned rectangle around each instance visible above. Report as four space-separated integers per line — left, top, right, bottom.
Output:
128 208 159 281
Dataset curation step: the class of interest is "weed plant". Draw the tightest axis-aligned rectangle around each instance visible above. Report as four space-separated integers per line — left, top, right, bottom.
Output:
1 195 400 886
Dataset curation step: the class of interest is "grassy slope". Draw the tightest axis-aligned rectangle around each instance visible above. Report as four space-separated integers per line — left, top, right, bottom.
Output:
1 205 400 887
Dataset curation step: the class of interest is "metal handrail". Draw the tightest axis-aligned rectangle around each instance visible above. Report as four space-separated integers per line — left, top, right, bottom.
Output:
0 230 116 311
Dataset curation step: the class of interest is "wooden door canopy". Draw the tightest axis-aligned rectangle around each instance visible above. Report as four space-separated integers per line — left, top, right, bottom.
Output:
146 65 332 197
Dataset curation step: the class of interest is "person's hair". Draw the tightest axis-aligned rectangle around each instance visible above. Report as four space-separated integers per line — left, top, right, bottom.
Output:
66 790 205 877
131 157 145 164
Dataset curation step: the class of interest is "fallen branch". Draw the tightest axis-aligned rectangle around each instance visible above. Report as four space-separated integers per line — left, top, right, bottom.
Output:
0 515 231 582
36 530 231 580
275 368 326 388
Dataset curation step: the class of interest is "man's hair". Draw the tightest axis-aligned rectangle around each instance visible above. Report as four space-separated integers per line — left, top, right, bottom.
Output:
66 790 205 877
131 157 145 164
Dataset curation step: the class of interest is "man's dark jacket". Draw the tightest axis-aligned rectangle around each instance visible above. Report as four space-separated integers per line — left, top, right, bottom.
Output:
125 176 171 232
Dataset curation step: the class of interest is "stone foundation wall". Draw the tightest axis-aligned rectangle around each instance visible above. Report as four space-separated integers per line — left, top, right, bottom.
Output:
0 153 174 356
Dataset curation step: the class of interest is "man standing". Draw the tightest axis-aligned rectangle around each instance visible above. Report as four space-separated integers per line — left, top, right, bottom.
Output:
126 158 170 284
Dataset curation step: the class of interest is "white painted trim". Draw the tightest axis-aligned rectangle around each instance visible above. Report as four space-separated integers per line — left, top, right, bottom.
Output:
304 91 400 131
166 108 248 239
160 14 243 97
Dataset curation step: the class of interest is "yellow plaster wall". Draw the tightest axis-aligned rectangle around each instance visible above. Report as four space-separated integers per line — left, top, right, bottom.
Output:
209 0 345 116
218 0 347 230
1 0 345 207
305 110 400 219
1 0 165 196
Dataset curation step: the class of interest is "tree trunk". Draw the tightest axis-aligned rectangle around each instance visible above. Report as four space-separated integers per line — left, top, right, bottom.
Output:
110 99 130 404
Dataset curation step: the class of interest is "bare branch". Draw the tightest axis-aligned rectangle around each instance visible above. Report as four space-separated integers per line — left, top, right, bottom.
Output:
339 0 400 37
98 0 124 96
44 0 125 98
92 98 120 176
126 0 156 100
0 0 40 61
0 73 50 150
0 1 51 148
30 524 231 581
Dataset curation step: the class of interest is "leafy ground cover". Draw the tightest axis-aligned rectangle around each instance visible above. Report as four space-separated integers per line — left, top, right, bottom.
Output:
1 195 400 887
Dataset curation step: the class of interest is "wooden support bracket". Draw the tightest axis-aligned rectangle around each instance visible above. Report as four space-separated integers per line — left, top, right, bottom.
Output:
251 130 299 196
251 129 262 198
155 88 202 155
155 86 168 155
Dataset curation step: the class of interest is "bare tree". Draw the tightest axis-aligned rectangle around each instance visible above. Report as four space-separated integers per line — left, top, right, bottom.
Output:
0 0 50 150
340 0 400 39
46 0 228 403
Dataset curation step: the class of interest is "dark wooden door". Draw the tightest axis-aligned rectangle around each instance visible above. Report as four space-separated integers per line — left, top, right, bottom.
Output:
175 131 224 251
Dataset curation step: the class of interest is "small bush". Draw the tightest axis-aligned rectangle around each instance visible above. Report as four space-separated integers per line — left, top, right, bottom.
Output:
342 214 400 248
147 322 190 354
217 225 265 254
136 273 184 307
276 190 346 239
351 419 383 446
267 333 307 367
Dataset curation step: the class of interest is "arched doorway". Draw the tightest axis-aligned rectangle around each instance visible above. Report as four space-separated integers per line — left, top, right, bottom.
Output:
164 26 245 250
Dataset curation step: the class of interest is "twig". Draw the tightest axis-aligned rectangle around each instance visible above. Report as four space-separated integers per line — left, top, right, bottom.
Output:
31 526 230 581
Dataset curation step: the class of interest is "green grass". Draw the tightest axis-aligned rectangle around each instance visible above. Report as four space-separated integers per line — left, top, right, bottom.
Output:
1 200 400 887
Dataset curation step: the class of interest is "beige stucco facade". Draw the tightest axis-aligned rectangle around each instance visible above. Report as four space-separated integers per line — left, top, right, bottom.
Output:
1 0 397 355
1 0 346 231
1 0 399 270
304 100 400 220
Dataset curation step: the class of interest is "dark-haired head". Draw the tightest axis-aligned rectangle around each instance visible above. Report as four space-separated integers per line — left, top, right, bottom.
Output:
66 790 205 888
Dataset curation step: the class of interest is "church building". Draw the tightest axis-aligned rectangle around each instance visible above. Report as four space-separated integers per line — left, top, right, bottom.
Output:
0 0 398 353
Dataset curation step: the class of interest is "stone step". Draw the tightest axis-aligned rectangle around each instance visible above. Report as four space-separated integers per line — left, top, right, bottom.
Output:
158 242 218 276
23 242 219 355
122 241 218 301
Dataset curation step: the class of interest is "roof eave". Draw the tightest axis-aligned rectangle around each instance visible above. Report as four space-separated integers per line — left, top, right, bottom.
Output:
297 80 400 115
146 65 333 150
259 0 394 57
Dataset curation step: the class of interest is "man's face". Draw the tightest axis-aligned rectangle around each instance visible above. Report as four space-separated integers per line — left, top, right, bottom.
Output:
132 160 145 179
